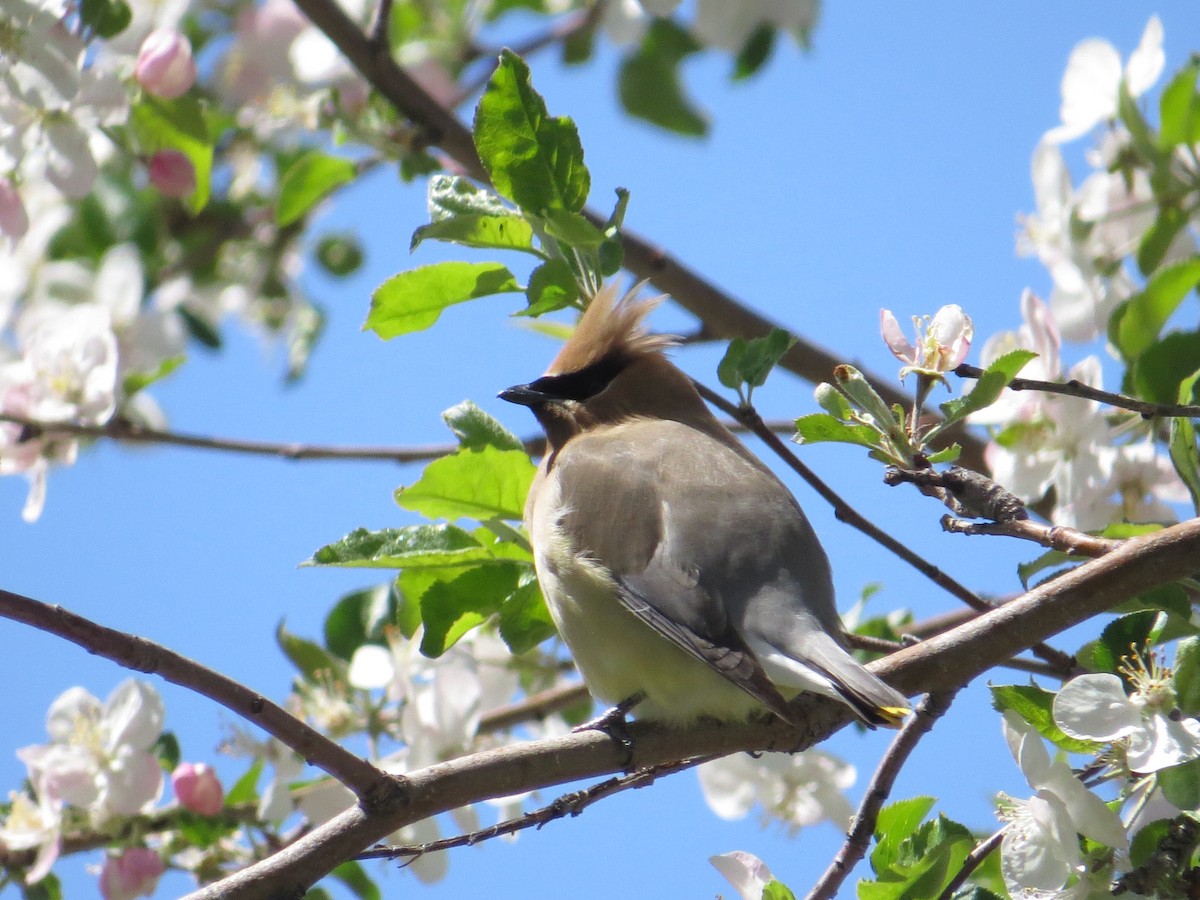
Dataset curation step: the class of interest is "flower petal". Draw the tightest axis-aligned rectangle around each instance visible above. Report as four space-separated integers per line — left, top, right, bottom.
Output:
1053 673 1141 741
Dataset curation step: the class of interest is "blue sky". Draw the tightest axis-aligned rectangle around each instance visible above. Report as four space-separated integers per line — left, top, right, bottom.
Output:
2 4 1195 897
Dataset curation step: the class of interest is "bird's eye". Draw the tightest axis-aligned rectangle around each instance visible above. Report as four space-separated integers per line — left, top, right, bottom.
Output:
532 355 626 401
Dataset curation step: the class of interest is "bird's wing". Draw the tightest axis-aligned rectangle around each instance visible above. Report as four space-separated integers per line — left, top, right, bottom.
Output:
552 423 797 723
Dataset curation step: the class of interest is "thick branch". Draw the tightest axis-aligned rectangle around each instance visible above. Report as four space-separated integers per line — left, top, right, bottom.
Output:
177 517 1200 898
285 0 990 476
0 590 388 802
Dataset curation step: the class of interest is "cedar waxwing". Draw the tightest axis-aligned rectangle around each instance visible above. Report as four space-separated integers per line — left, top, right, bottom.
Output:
500 284 910 729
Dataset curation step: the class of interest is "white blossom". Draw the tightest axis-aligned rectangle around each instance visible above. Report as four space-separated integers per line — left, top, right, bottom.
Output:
698 749 854 832
711 850 779 900
0 787 62 883
880 304 973 384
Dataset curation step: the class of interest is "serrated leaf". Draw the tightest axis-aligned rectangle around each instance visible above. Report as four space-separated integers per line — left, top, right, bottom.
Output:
365 262 519 338
761 881 796 900
793 413 885 451
130 94 212 212
499 576 555 653
410 212 536 254
990 684 1100 754
933 350 1037 435
542 208 605 248
1016 547 1080 590
1115 257 1200 360
306 523 521 569
397 446 535 522
474 49 590 214
323 584 395 661
427 174 511 219
1094 611 1161 676
1158 60 1200 150
1174 637 1200 716
277 151 356 227
618 19 707 136
834 365 898 434
419 563 521 656
277 621 343 681
925 444 961 464
1159 757 1200 809
521 257 580 316
726 329 795 391
871 796 936 873
442 400 525 451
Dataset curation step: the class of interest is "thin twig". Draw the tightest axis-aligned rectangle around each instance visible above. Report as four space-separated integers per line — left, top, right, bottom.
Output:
805 690 958 900
356 754 713 862
0 413 795 465
694 383 1078 674
955 363 1200 419
941 516 1124 557
935 827 1006 900
477 681 591 734
0 588 393 804
848 633 1069 679
369 0 392 49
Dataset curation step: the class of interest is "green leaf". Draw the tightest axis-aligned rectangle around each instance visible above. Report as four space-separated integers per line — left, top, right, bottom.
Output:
1016 548 1078 591
276 621 343 681
522 257 581 316
1137 206 1189 276
721 329 796 393
925 444 961 464
225 758 263 806
329 861 382 900
1159 60 1200 150
870 796 936 873
1119 82 1161 162
306 523 522 569
733 24 776 81
1174 637 1200 716
323 584 396 661
129 95 213 212
834 365 898 435
1115 257 1200 360
410 212 536 254
761 881 796 900
618 19 707 136
427 174 511 219
932 350 1037 434
990 684 1100 754
419 563 521 656
499 576 556 653
1131 331 1200 405
793 413 885 452
1094 611 1161 676
277 151 357 227
442 400 525 451
80 0 131 37
474 50 590 214
1129 817 1173 869
396 446 536 522
123 354 184 397
365 261 519 338
1169 367 1200 514
153 731 181 771
542 208 605 248
814 382 852 419
1159 757 1200 809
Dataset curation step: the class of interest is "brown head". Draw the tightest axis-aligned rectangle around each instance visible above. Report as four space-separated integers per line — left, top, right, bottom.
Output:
499 283 727 451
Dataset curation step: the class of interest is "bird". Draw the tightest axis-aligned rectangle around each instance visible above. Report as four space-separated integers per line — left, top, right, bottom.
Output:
499 283 910 729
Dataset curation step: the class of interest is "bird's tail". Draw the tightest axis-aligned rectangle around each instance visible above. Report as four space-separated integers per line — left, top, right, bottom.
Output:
808 642 910 729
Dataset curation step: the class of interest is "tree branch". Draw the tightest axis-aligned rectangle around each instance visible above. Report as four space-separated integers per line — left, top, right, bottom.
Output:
955 363 1200 419
163 516 1200 898
285 0 991 478
940 515 1125 556
935 827 1005 900
805 690 957 900
0 589 389 803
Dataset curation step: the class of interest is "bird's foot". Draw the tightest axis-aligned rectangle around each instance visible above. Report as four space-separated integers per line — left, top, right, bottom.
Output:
572 692 645 768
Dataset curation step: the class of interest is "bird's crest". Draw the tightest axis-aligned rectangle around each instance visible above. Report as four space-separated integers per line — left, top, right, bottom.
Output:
547 283 674 376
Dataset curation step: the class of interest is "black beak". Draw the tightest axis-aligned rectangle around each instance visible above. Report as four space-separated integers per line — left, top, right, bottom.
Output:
498 383 548 407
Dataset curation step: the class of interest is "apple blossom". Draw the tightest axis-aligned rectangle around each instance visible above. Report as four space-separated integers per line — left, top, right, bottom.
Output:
880 304 973 384
0 786 62 883
99 847 164 900
698 749 854 833
1053 654 1200 775
711 850 780 900
172 762 224 816
134 29 196 99
147 149 196 198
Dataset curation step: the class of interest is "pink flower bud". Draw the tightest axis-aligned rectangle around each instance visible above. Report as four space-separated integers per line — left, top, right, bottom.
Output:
148 150 195 198
135 29 197 99
99 848 164 900
0 179 28 243
172 762 224 816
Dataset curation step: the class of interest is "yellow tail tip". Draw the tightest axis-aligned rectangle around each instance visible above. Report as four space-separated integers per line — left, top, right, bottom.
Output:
877 706 912 728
